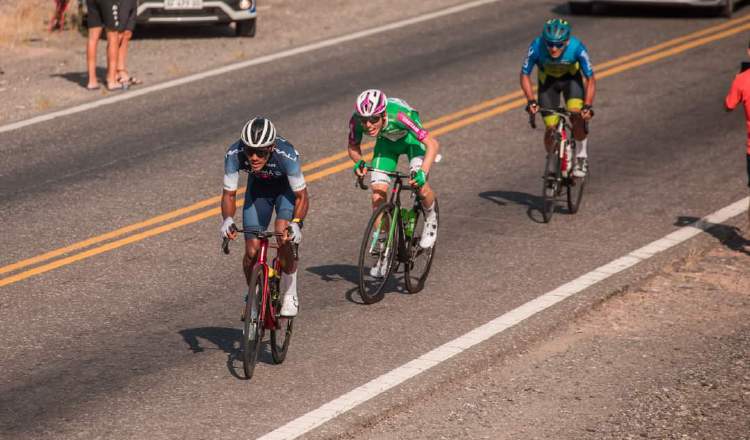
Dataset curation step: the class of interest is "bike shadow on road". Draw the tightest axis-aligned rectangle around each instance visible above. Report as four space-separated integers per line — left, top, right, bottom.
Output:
306 264 407 305
675 216 750 255
479 190 568 223
178 326 275 379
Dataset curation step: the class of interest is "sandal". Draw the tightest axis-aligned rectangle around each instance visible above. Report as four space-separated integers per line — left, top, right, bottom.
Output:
117 70 142 90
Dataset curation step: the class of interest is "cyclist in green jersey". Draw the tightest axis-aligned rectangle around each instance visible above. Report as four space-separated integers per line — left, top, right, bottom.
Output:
348 89 440 277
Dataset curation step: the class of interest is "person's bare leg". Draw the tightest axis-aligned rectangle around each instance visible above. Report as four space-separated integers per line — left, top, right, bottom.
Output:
86 27 103 88
105 30 119 88
116 30 133 81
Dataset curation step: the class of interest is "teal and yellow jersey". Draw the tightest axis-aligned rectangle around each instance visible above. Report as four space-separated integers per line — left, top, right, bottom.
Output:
521 36 594 83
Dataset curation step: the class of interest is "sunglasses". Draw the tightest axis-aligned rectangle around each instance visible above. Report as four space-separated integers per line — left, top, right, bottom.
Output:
546 41 566 49
359 114 383 124
246 147 272 159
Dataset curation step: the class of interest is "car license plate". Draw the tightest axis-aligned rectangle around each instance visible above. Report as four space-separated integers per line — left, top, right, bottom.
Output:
164 0 203 10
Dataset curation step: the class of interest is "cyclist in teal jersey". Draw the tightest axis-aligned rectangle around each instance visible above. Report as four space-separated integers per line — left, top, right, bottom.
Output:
521 18 596 177
347 89 440 277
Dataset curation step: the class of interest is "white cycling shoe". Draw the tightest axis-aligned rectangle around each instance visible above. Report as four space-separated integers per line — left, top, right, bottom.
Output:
573 157 588 178
370 257 388 278
419 215 438 249
280 292 298 317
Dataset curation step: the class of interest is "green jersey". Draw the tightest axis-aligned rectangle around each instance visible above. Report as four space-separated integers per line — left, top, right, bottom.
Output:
349 98 429 173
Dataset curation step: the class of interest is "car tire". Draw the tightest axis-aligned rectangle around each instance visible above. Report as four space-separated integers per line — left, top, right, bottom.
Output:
236 18 256 37
721 0 733 18
569 2 593 14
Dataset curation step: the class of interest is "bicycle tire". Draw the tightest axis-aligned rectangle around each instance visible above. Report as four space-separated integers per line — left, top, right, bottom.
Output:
242 265 265 379
357 203 399 304
566 171 587 214
541 153 560 223
404 200 438 293
270 275 293 364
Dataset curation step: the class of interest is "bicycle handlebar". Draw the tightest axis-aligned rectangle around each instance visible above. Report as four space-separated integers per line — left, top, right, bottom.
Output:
221 225 298 259
356 165 415 190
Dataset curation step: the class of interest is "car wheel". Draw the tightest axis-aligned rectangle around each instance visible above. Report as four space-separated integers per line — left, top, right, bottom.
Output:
569 2 593 14
721 0 733 18
236 18 256 37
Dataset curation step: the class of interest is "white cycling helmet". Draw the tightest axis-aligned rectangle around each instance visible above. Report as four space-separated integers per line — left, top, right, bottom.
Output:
241 116 276 148
355 89 387 117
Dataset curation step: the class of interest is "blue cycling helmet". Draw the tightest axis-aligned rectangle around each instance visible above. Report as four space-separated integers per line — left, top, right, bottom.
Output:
542 18 571 44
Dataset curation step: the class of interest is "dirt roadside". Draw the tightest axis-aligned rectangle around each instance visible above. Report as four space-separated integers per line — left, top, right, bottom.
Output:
312 236 750 440
0 0 467 126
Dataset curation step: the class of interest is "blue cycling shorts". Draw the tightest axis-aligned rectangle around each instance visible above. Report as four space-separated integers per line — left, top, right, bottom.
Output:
242 179 295 238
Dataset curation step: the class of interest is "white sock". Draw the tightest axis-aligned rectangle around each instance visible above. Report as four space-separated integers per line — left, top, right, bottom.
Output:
422 201 437 221
281 271 297 298
577 138 588 158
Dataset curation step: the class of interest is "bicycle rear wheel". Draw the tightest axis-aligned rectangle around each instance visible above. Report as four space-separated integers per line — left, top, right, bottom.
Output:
242 266 265 380
541 154 560 223
358 203 399 304
404 201 438 293
270 276 293 364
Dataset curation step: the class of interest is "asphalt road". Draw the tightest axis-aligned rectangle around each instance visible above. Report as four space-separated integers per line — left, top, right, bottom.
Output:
1 1 749 438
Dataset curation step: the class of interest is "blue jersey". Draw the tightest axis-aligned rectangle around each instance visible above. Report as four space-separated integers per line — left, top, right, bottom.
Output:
223 137 307 192
521 36 594 82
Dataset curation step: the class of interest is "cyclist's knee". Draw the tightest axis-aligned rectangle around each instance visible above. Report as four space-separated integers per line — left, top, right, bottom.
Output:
243 241 260 267
371 186 387 206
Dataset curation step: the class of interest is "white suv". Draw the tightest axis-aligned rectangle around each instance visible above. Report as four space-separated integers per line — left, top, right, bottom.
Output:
569 0 736 17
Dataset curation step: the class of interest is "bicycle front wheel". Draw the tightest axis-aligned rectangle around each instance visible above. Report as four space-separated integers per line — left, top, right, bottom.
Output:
566 170 587 214
358 203 399 304
541 153 560 223
404 201 438 294
242 266 265 380
270 277 293 364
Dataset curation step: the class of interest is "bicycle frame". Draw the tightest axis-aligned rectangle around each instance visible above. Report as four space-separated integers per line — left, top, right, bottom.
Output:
361 168 422 264
254 236 280 331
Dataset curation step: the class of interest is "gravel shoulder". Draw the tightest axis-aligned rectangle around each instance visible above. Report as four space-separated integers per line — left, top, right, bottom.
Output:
320 235 750 440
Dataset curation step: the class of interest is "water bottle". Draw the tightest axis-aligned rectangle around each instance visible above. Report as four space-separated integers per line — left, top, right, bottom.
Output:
402 208 416 238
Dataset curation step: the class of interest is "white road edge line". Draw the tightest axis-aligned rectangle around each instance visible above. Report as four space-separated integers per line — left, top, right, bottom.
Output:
0 0 506 135
257 197 750 440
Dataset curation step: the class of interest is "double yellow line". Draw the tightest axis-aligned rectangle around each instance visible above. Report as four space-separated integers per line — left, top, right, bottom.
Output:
3 15 750 288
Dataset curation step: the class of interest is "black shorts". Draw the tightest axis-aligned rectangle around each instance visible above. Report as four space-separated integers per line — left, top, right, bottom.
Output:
87 0 136 32
538 72 585 110
119 0 137 32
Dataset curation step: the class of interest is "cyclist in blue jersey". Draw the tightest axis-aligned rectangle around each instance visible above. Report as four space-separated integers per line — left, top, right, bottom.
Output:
220 117 309 317
521 18 596 177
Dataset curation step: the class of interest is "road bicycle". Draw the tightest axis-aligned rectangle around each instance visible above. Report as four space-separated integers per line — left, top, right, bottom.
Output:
529 107 588 223
355 166 438 304
222 227 297 380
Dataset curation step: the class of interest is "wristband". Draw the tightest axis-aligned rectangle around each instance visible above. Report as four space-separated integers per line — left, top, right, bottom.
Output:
292 218 304 228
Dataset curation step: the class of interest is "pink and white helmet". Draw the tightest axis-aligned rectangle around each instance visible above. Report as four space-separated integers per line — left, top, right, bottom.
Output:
355 89 387 117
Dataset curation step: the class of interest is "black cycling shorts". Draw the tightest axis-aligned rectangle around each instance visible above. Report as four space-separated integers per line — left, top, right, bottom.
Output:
538 72 585 110
87 0 136 32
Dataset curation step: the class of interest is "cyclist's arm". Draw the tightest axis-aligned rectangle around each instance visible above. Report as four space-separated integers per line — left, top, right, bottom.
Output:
420 133 440 175
222 145 241 237
520 73 536 103
347 115 365 163
292 187 309 222
584 74 596 107
221 189 237 220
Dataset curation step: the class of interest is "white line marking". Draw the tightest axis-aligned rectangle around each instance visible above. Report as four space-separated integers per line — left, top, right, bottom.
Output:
257 197 750 440
0 0 506 135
